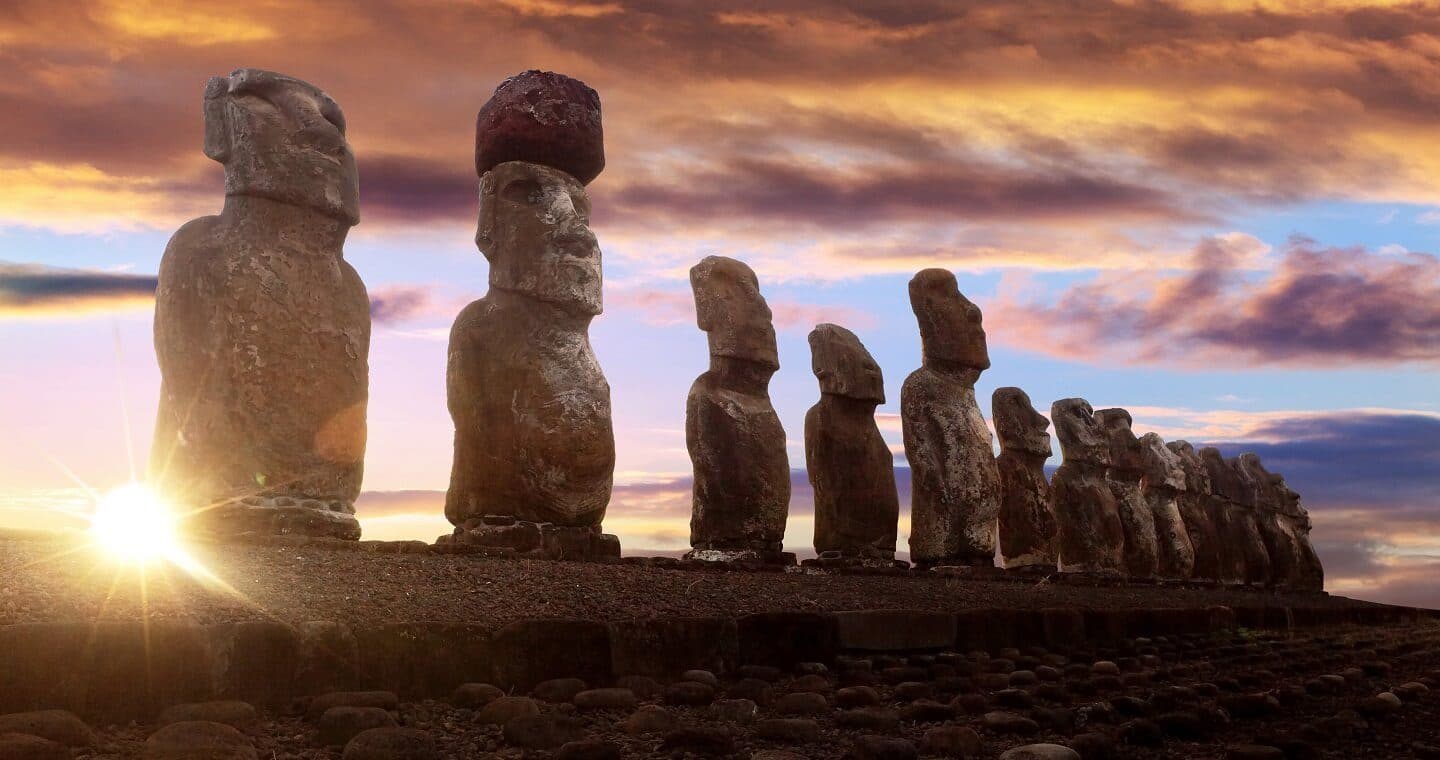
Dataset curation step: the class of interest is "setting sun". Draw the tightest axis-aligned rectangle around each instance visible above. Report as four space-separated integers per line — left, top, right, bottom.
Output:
89 482 180 563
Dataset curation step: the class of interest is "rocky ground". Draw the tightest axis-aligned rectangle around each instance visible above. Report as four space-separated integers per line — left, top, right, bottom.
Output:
2 622 1438 758
0 531 1372 627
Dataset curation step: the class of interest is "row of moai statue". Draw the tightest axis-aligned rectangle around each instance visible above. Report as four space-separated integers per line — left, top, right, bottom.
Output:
146 67 1322 590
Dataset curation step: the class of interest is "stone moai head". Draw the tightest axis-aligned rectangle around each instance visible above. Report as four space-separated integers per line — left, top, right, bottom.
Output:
1052 398 1110 466
1227 455 1261 508
1267 472 1304 518
1199 447 1245 503
993 387 1051 457
1167 440 1213 495
476 161 602 316
691 255 779 371
1140 432 1187 491
203 68 358 225
1095 408 1145 474
909 268 989 376
808 323 884 403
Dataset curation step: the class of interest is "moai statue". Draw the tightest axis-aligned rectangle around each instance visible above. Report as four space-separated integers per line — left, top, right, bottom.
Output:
1096 409 1159 579
1200 447 1270 586
1270 471 1324 592
805 324 899 566
1049 398 1125 574
992 387 1057 571
686 255 791 564
901 269 1002 568
1139 433 1195 581
1240 453 1318 591
152 69 368 540
1167 441 1222 582
446 71 619 560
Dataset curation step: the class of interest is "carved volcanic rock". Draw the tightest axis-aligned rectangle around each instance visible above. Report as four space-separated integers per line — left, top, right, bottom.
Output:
1270 471 1324 592
992 387 1056 570
152 69 367 540
1096 408 1159 579
474 70 604 185
447 160 614 528
902 269 1001 567
687 256 789 559
1201 447 1271 586
805 324 898 561
1167 441 1222 582
1140 433 1195 581
1049 398 1125 574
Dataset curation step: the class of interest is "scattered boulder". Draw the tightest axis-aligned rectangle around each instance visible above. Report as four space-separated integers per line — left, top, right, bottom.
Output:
1000 745 1083 760
0 710 95 747
143 721 257 760
503 714 586 750
450 683 504 709
318 707 396 747
342 727 437 760
921 724 982 756
307 692 398 721
157 701 257 730
0 733 69 760
476 696 541 725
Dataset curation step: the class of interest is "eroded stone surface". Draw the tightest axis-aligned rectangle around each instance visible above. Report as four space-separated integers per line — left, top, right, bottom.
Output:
1140 433 1195 581
1167 441 1221 583
1096 408 1159 579
474 71 604 185
1049 398 1124 574
805 324 898 561
901 269 1001 567
686 256 789 561
152 69 367 540
1242 454 1323 592
1201 447 1271 585
446 159 614 530
992 387 1056 570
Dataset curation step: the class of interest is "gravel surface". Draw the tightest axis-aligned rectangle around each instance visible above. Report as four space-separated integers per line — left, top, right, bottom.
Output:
0 531 1375 627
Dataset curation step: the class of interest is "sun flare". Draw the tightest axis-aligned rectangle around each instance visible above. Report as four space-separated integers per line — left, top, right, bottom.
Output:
89 483 181 564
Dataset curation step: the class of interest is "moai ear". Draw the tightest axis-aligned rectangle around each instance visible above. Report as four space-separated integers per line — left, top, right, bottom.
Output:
475 170 498 260
202 76 232 163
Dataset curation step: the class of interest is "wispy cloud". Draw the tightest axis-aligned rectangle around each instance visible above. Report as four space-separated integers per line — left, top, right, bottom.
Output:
0 261 156 317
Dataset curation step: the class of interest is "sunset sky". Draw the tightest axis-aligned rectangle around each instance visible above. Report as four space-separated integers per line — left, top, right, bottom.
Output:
1 0 1438 607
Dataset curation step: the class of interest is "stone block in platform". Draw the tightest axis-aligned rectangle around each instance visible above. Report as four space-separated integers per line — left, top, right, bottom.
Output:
354 623 491 699
736 612 839 667
452 518 621 561
491 619 612 690
836 610 956 652
295 621 362 696
683 547 797 566
0 621 212 723
1040 608 1087 650
209 621 302 709
609 617 737 678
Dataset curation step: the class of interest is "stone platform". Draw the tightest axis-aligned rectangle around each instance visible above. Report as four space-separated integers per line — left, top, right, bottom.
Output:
0 530 1431 753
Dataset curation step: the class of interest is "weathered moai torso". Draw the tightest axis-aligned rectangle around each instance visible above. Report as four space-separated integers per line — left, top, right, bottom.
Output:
992 387 1056 571
446 159 614 528
152 69 368 540
1140 433 1195 580
1271 472 1324 592
687 256 790 561
1201 447 1270 585
447 72 614 534
1096 409 1158 579
1240 454 1310 590
1167 440 1221 582
1049 398 1125 574
804 324 898 562
901 269 1002 567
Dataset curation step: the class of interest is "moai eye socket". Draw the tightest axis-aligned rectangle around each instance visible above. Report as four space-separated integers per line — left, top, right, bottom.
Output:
502 179 542 204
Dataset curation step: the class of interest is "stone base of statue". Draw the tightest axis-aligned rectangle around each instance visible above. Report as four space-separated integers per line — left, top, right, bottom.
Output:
801 549 906 570
449 515 620 561
188 495 362 541
684 544 797 567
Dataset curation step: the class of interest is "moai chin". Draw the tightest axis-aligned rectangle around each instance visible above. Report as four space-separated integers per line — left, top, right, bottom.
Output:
1095 408 1159 579
1199 447 1269 585
1139 433 1195 581
992 387 1057 571
445 72 619 560
1166 440 1222 583
685 255 791 564
1049 398 1125 573
151 69 368 540
901 269 1002 568
804 324 899 566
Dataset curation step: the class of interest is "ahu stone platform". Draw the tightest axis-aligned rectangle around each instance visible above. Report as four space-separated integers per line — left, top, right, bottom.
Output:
0 531 1427 734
